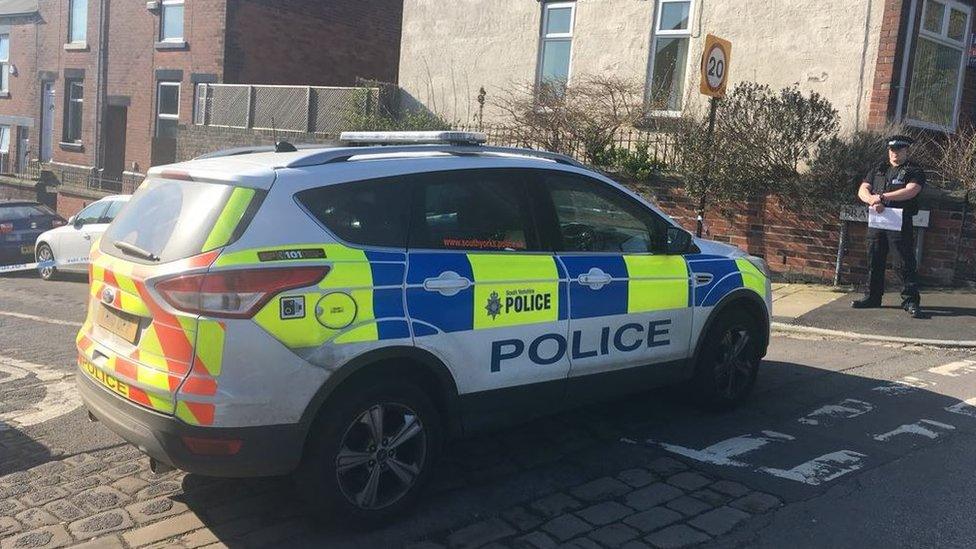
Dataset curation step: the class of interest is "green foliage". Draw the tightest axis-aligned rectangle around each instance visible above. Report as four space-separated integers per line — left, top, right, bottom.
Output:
342 88 452 132
606 144 668 180
676 82 841 210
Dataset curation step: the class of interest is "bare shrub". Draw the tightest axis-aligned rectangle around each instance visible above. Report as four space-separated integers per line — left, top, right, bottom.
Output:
494 76 646 164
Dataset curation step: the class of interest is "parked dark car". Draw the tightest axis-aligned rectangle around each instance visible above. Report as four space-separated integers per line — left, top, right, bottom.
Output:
0 201 66 266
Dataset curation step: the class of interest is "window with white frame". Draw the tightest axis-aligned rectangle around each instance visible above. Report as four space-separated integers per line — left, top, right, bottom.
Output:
537 2 575 95
160 0 185 42
0 34 8 93
0 125 9 154
648 0 693 112
905 0 972 130
68 0 87 44
64 79 83 142
156 82 180 138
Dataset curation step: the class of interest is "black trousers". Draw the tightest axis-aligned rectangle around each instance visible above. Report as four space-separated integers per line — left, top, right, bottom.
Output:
865 224 920 305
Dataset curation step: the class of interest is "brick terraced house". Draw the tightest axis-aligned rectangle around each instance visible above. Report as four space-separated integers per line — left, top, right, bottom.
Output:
0 0 403 215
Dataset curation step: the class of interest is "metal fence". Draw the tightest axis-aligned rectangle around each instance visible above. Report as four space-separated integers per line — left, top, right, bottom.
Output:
458 125 683 167
0 154 42 180
194 83 378 134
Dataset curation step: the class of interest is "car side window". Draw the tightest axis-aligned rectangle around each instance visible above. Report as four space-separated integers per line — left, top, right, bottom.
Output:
99 201 125 224
409 169 542 252
75 202 110 225
542 173 664 253
295 177 410 248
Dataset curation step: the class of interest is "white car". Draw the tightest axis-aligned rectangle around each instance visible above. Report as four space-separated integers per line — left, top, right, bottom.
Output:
35 195 130 280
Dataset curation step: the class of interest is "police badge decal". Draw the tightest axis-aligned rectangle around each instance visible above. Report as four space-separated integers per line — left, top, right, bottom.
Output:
485 291 502 320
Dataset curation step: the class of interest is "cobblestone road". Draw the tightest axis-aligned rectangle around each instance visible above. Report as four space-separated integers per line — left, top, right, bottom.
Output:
3 275 976 548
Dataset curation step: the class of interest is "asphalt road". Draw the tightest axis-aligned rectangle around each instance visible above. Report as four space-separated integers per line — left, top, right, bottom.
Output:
2 273 976 548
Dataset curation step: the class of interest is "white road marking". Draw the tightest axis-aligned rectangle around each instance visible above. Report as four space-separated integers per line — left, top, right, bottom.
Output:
945 398 976 418
873 419 956 442
798 399 874 426
928 360 976 377
0 355 81 430
872 376 932 395
759 450 867 485
0 310 83 327
650 431 794 467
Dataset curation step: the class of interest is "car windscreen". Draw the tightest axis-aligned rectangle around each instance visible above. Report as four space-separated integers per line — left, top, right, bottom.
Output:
101 178 235 264
0 204 56 221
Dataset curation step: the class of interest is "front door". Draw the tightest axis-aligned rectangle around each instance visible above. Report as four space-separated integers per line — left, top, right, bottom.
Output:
404 168 569 431
537 171 694 403
103 106 127 180
40 83 54 163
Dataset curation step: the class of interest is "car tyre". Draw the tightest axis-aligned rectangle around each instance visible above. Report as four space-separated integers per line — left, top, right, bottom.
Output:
36 243 58 281
690 309 761 410
296 376 441 526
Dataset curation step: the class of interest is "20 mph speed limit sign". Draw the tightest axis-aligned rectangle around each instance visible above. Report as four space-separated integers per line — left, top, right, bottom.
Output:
700 34 732 98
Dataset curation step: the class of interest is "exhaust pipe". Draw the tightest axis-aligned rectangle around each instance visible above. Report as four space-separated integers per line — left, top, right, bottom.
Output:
149 457 175 474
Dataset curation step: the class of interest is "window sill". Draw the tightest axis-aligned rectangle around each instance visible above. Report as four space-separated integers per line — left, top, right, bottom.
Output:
64 42 89 51
155 40 187 50
903 117 955 133
0 92 8 99
59 141 84 152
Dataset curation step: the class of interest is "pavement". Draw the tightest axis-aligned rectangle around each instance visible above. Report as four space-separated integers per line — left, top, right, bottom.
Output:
5 274 976 548
772 283 976 345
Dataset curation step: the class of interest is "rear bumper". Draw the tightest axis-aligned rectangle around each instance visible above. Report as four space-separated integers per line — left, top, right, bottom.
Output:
0 243 34 264
77 372 306 477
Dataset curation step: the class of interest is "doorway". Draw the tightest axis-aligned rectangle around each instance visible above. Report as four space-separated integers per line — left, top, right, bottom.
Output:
103 106 127 180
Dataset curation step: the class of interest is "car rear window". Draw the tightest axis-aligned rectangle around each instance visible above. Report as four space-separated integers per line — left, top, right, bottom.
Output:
0 204 56 221
296 177 411 248
101 178 256 263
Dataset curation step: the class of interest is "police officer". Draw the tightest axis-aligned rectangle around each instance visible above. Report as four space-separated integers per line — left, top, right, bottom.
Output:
852 135 925 318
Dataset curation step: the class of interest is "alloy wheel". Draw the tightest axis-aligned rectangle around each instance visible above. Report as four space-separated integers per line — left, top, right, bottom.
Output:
335 402 427 510
37 246 54 280
714 326 754 399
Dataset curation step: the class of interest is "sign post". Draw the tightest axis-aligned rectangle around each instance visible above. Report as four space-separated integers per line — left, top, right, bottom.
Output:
696 34 732 237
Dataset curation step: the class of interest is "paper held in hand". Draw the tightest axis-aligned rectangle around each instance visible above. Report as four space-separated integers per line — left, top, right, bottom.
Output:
867 207 904 231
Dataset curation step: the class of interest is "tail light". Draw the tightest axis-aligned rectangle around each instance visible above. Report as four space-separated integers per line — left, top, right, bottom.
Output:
155 267 329 318
0 223 12 234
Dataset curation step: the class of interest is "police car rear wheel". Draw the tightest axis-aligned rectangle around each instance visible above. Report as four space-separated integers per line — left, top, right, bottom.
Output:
299 379 440 523
36 244 56 281
693 310 760 409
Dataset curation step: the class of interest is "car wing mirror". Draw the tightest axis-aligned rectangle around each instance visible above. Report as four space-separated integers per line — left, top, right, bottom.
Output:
665 226 693 254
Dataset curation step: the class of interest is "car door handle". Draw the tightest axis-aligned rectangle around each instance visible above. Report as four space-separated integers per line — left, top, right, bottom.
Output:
578 268 612 289
423 271 472 296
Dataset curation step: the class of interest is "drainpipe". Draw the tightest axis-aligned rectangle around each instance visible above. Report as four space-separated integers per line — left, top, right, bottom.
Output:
93 0 109 172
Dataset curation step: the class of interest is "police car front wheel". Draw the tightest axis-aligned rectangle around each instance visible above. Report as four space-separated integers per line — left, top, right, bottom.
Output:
297 378 441 523
692 309 761 409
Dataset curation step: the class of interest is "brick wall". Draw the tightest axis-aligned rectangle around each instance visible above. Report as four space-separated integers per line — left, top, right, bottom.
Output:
104 0 227 174
628 177 973 288
223 0 403 86
175 124 339 162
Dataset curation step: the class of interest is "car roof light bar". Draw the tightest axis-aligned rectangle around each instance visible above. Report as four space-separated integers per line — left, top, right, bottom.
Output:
339 131 488 146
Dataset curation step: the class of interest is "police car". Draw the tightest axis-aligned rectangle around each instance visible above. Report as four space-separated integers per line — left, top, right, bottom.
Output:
76 131 771 522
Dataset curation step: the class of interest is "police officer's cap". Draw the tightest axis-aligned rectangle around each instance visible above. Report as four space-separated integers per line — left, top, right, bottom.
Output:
887 134 914 148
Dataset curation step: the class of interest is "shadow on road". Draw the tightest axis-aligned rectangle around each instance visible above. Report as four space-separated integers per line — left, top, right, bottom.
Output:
163 353 976 548
0 424 54 476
